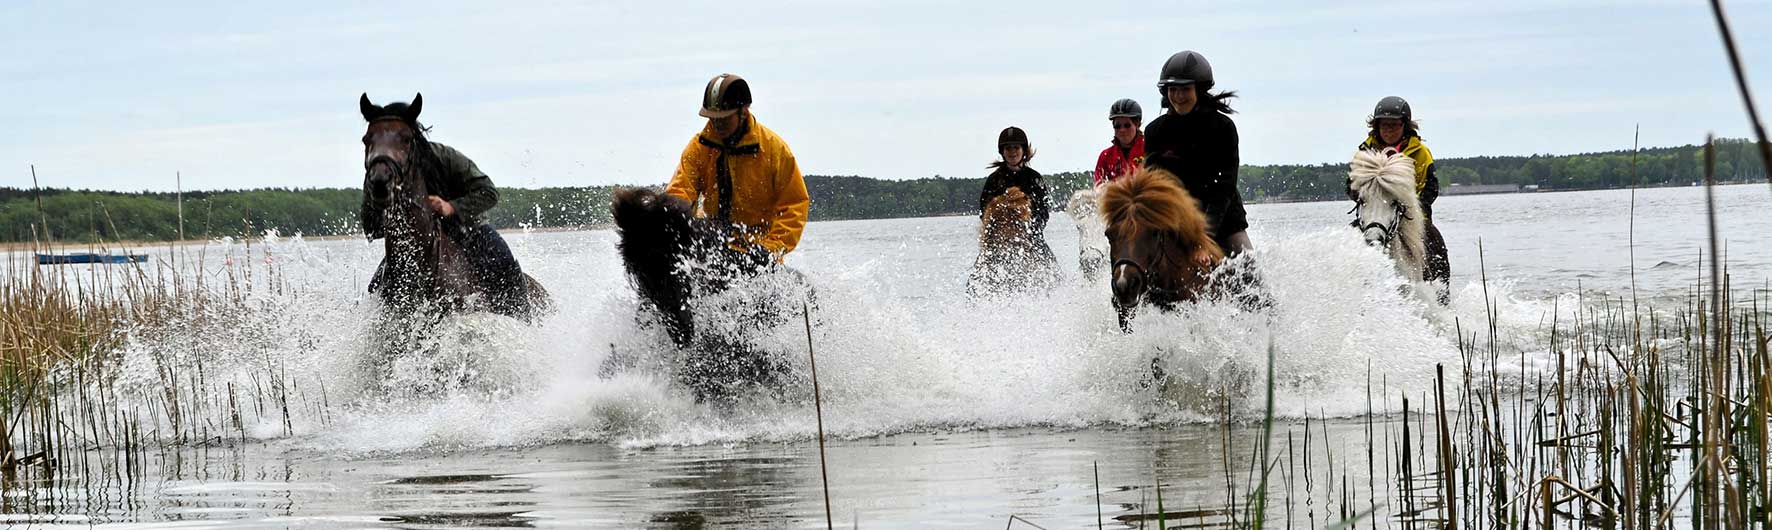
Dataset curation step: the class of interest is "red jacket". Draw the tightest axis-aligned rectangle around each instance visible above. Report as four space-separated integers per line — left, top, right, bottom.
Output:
1093 135 1145 187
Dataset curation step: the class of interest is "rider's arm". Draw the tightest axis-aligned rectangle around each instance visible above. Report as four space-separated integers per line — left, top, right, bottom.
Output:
978 176 996 217
432 144 499 220
1420 162 1440 218
1214 117 1243 207
664 137 705 204
1413 143 1438 218
760 144 810 256
1027 172 1051 232
1093 149 1111 187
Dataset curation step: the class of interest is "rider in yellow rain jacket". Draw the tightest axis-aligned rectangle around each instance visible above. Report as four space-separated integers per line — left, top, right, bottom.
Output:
666 73 811 259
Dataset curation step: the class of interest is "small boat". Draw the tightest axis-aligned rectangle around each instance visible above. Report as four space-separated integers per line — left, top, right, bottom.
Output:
35 253 149 265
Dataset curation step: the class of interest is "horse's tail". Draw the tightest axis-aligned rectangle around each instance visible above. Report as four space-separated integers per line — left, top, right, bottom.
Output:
611 187 698 345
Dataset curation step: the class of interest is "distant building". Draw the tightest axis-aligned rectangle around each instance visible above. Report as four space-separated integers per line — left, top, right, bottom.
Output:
1443 183 1524 196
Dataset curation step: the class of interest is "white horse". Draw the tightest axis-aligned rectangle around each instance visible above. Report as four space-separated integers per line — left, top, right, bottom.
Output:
1066 187 1110 281
1347 149 1427 283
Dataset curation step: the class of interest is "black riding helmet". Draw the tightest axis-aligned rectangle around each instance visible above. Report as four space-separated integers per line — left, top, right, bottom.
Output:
1109 98 1143 122
1372 96 1411 123
1159 51 1214 90
1157 51 1214 109
998 126 1030 150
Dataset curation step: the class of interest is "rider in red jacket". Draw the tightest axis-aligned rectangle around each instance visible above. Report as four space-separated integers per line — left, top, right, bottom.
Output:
1093 98 1146 187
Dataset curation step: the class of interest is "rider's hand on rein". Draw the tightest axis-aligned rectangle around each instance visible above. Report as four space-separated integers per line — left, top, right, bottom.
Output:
425 196 455 217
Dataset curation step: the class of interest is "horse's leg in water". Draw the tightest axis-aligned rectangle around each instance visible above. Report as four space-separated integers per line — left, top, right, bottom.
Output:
462 224 530 316
681 334 785 404
1423 218 1451 305
368 256 388 294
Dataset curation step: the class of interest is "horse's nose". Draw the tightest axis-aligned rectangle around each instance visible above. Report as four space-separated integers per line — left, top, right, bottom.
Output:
1362 228 1386 246
367 171 391 199
365 152 396 170
1112 264 1143 306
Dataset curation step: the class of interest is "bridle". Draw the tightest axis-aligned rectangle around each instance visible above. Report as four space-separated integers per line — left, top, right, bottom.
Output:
365 117 423 207
1112 252 1184 306
1349 199 1408 246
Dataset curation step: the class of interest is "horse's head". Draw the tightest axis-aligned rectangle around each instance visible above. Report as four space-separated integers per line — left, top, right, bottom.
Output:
981 187 1034 245
1347 149 1419 248
1099 169 1224 319
360 93 430 205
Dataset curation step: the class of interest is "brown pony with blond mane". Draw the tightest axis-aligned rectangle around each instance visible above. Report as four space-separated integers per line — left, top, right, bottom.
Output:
967 187 1059 297
1099 167 1224 329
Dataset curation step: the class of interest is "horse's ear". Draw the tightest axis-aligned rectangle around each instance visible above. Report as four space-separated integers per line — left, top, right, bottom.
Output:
359 93 379 122
407 93 423 121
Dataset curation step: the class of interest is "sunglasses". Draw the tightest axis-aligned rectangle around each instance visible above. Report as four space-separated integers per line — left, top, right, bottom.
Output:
1113 122 1138 130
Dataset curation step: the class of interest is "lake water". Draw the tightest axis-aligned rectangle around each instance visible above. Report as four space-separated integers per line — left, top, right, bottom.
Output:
3 183 1769 528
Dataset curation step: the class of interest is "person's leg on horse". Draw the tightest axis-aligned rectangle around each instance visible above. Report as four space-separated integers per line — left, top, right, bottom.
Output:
1214 196 1268 311
1423 217 1451 305
459 223 528 315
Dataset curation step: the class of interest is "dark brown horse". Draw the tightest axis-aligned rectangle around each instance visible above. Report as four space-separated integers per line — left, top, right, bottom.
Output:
359 93 548 321
1099 167 1225 329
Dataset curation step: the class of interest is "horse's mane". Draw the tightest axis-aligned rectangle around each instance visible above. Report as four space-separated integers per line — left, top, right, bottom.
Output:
1347 149 1419 207
980 187 1033 245
404 129 447 193
1097 168 1223 259
611 187 702 346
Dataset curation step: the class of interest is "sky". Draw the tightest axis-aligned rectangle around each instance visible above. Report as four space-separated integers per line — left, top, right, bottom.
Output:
3 0 1769 192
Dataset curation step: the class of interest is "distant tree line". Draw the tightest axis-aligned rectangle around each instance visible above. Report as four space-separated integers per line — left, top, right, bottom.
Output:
3 139 1762 243
1240 137 1766 202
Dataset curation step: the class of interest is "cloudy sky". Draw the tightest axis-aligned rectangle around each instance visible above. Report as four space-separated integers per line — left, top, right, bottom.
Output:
3 0 1768 192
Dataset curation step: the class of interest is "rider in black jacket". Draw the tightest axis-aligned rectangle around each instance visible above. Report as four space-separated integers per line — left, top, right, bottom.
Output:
977 126 1051 233
1141 50 1251 256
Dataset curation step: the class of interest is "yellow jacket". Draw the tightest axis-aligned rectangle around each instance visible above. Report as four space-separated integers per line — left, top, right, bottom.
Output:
666 114 811 255
1362 135 1435 193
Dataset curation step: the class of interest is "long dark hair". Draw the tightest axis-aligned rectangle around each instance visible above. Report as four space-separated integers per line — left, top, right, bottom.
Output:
1199 90 1238 114
1164 89 1239 115
987 146 1037 170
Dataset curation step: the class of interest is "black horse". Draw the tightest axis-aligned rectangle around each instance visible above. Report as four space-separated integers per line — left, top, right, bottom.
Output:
609 188 807 402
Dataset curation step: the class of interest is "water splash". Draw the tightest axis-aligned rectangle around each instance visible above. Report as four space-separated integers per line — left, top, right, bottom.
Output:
83 220 1563 453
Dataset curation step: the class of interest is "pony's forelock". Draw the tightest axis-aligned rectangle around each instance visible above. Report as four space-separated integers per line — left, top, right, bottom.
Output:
1097 168 1213 241
1347 149 1418 205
